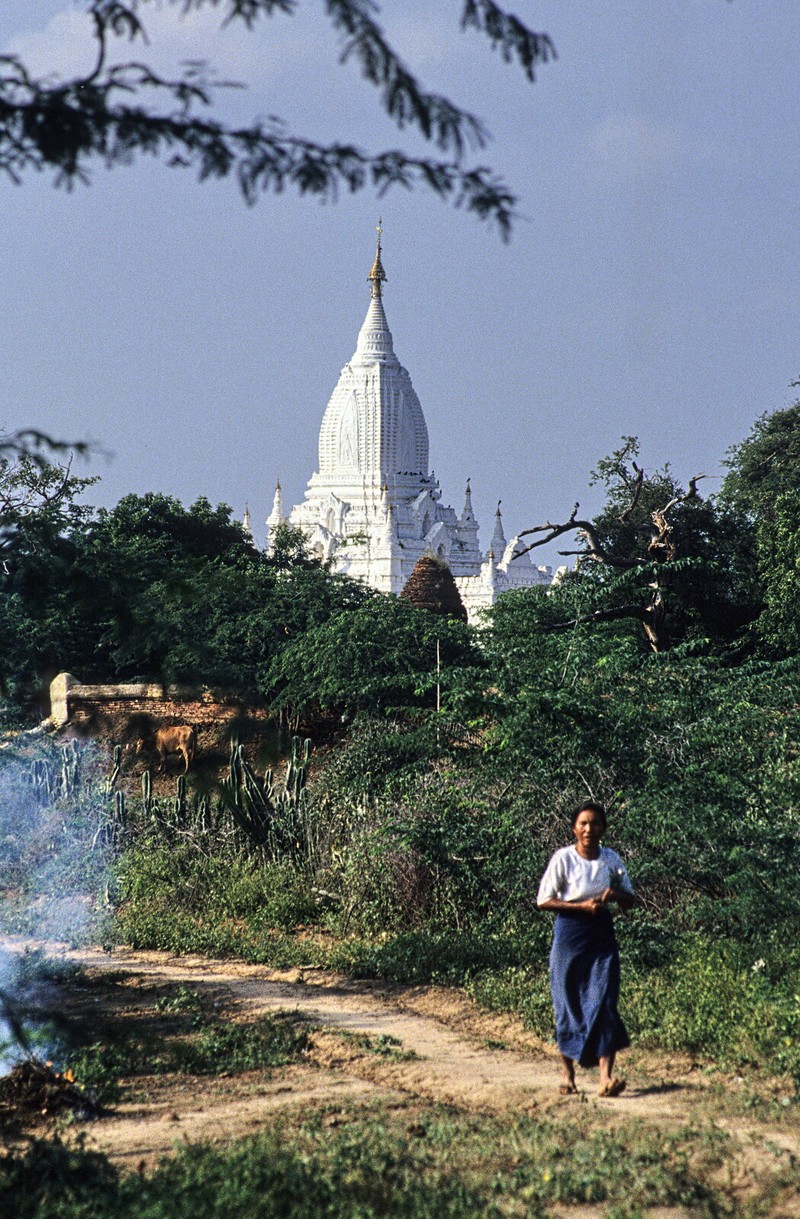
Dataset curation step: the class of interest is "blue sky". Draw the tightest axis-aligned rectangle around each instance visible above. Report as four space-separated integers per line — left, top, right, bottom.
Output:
1 2 798 565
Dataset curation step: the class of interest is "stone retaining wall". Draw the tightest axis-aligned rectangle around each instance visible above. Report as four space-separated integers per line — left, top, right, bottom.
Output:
48 672 270 745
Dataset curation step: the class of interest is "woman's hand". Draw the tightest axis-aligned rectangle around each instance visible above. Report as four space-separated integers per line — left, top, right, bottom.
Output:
601 886 635 911
577 896 606 915
577 889 629 913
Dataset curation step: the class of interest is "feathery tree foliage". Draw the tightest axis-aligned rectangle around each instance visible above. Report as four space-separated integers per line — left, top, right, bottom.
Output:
719 385 800 654
720 392 800 522
0 0 556 236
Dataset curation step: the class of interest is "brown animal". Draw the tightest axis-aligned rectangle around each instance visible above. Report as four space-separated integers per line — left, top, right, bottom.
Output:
135 725 197 773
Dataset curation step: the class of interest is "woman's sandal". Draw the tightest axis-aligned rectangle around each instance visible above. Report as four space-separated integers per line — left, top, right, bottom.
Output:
558 1082 578 1095
598 1077 626 1098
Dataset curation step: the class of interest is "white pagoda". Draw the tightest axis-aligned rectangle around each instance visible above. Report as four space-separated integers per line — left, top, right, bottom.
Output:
268 228 551 620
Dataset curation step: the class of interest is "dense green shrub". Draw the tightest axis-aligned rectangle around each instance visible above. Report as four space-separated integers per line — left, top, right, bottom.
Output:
624 936 800 1083
0 1107 740 1219
117 844 319 931
0 1133 492 1219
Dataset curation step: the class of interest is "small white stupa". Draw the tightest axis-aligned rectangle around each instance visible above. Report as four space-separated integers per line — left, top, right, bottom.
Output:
270 226 550 619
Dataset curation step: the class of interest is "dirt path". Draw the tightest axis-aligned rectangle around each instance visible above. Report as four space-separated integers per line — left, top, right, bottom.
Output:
4 937 800 1176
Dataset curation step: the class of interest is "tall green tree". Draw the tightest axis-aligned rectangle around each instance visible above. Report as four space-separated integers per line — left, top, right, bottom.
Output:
70 492 371 690
720 391 800 522
71 492 257 680
751 490 800 657
720 387 800 654
0 483 374 703
0 455 97 701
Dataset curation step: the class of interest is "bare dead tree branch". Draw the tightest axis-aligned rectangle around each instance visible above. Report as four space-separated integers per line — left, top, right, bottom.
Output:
514 466 710 653
647 474 707 563
542 604 648 631
617 462 644 523
515 503 638 569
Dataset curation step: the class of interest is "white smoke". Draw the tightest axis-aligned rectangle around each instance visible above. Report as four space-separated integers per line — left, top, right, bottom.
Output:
0 737 117 1071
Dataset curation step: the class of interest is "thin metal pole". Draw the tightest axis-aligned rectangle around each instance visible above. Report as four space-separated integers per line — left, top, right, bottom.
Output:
436 637 441 714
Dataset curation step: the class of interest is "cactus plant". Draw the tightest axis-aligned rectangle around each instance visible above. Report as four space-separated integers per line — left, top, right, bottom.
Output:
174 774 187 821
107 744 122 793
141 768 153 819
30 758 52 804
195 792 211 833
284 736 311 808
221 737 312 857
29 740 86 804
61 739 81 797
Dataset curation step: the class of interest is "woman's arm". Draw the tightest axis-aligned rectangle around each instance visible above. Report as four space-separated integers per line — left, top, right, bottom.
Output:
599 886 636 912
602 852 636 912
537 896 606 915
538 889 636 915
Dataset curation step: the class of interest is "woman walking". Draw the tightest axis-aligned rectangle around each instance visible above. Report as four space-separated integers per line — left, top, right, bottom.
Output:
537 800 634 1097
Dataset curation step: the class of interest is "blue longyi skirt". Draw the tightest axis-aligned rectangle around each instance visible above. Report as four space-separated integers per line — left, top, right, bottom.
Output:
549 908 629 1067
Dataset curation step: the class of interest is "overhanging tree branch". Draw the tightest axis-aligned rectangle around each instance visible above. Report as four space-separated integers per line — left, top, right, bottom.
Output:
0 1 557 233
326 0 487 157
0 430 91 467
461 0 556 81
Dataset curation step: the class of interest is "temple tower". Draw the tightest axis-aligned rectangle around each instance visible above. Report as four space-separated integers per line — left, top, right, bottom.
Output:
284 228 551 616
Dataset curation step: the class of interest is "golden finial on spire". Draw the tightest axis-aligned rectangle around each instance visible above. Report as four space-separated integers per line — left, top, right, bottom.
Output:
368 218 387 298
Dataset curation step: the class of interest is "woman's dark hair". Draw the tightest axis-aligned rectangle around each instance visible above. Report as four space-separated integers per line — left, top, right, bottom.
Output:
571 800 607 829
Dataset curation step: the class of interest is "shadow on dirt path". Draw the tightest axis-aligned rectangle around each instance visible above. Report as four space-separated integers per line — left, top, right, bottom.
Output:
3 936 800 1176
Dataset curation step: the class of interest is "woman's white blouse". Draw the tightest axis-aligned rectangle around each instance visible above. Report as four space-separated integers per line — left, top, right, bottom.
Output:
537 845 633 905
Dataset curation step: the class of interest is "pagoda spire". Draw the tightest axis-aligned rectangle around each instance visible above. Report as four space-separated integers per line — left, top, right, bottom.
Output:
353 221 395 365
268 479 285 523
265 479 286 554
490 500 506 557
367 218 387 299
460 478 475 522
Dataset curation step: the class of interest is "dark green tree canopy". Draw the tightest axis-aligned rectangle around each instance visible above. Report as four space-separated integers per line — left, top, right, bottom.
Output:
0 478 372 700
268 593 481 719
90 492 257 564
720 390 800 521
754 489 800 657
0 453 96 560
0 0 556 235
